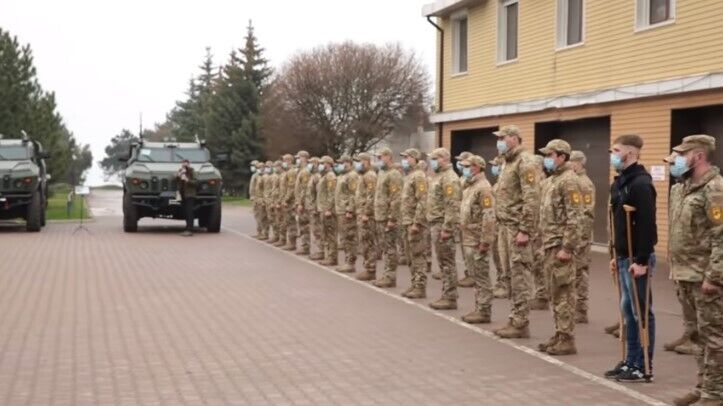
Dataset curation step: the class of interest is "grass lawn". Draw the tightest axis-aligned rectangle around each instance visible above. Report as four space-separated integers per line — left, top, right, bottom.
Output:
46 190 91 221
221 196 251 206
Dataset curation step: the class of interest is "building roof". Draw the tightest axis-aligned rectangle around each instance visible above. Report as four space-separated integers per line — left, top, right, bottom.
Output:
421 0 484 17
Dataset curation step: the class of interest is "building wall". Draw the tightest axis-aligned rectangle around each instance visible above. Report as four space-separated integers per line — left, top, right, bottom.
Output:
438 0 723 112
440 88 723 251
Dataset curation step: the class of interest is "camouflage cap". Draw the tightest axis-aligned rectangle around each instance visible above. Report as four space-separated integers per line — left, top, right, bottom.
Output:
320 155 334 165
337 154 352 163
493 125 521 138
256 161 265 167
282 153 294 161
375 147 393 157
428 147 450 159
356 152 372 161
265 160 274 166
274 160 283 166
400 148 422 160
251 160 259 165
570 150 587 163
538 139 572 155
455 151 472 160
295 150 310 159
309 156 320 164
461 155 486 169
673 134 716 153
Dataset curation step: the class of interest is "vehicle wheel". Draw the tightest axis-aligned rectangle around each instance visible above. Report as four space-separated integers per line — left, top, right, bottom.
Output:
206 198 221 233
123 192 138 232
198 209 209 229
40 192 47 227
26 191 42 232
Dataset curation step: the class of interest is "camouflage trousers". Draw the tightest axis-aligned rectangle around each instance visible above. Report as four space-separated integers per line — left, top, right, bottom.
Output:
274 206 287 244
676 280 700 339
399 227 410 264
544 247 576 336
322 214 338 264
407 225 428 288
358 219 377 271
255 202 269 237
460 233 470 279
574 240 592 316
493 229 510 293
694 284 723 400
310 211 323 254
297 210 310 252
338 215 358 266
268 207 280 240
498 224 531 327
463 245 492 313
284 206 298 246
377 221 399 281
431 223 458 300
532 234 549 301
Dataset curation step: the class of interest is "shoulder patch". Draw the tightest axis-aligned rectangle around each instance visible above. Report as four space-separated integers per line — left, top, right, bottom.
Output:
524 169 536 185
482 195 493 208
417 181 427 193
390 184 399 194
349 180 357 192
367 181 375 191
445 185 454 196
583 193 593 205
327 178 335 190
570 191 581 205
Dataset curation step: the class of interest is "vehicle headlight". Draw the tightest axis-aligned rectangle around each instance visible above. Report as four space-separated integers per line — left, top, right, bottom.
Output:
139 181 149 190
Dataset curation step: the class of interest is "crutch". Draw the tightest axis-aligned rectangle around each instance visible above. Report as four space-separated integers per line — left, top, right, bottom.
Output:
623 204 652 380
608 204 625 362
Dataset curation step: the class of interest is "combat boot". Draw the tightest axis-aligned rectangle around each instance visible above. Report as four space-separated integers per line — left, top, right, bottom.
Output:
575 312 589 324
673 392 700 406
494 322 530 339
429 298 457 310
335 264 355 273
529 298 549 310
401 286 415 297
431 271 442 280
273 239 286 247
675 340 702 356
604 322 620 335
546 334 577 356
538 333 559 352
296 248 310 256
462 310 490 324
405 286 426 299
355 270 376 281
283 243 297 251
493 287 509 299
372 276 396 288
458 276 475 288
309 252 324 261
267 236 278 244
691 398 719 405
320 258 338 267
258 235 268 241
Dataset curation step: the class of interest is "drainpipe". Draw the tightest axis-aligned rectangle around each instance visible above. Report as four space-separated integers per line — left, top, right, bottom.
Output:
427 16 444 148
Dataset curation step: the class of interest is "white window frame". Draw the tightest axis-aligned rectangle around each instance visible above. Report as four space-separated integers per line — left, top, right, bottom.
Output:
497 0 519 65
451 10 469 75
555 0 585 51
635 0 676 32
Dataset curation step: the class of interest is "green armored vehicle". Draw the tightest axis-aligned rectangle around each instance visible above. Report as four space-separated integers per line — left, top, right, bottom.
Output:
0 134 50 231
121 140 223 233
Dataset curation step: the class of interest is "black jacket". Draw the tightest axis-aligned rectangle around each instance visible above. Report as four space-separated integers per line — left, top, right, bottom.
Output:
610 162 657 265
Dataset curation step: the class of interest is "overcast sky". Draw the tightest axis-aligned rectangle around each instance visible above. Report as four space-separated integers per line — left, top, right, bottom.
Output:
1 0 436 185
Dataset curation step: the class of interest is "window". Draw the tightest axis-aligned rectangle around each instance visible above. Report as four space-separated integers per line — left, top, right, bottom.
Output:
556 0 584 49
498 0 518 63
636 0 675 30
452 12 468 74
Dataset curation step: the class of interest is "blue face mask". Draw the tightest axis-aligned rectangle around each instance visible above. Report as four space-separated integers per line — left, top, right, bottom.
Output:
307 163 314 172
318 164 326 173
670 156 690 178
462 167 472 179
430 159 440 172
335 163 346 174
250 166 256 173
610 153 624 171
282 162 289 170
373 160 384 170
265 167 272 174
543 157 556 171
353 162 363 173
455 161 463 171
491 166 500 177
401 159 410 171
496 141 509 154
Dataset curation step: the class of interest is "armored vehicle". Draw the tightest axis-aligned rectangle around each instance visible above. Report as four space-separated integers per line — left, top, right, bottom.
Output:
0 134 50 231
121 140 223 232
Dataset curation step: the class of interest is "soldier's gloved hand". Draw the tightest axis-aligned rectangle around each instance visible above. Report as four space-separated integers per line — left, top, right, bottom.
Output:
702 280 721 295
478 243 490 254
409 224 420 234
556 249 572 263
514 232 530 247
440 230 452 241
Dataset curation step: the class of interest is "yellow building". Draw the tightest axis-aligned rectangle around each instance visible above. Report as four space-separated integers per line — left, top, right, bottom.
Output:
422 0 723 248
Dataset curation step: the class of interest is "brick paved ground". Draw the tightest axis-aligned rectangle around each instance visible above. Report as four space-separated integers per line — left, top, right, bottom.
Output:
0 190 698 405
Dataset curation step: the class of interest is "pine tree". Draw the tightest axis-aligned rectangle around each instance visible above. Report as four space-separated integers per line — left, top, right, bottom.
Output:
239 20 272 94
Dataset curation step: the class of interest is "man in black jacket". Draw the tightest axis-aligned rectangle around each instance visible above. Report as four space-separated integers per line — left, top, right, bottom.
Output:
605 134 657 382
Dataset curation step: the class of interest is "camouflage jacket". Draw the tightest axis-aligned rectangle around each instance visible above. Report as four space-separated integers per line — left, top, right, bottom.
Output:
576 169 596 244
355 169 377 217
401 166 428 226
305 172 321 212
374 167 403 222
426 165 462 232
460 173 495 247
269 173 281 205
669 167 723 285
249 172 260 201
539 163 583 252
335 170 359 215
281 167 298 205
294 167 311 207
317 171 337 213
495 146 540 235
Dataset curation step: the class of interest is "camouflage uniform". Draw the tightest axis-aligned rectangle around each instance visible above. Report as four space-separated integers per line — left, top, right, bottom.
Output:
335 155 359 272
249 161 263 237
459 156 496 318
305 158 323 260
269 162 283 244
571 151 595 322
494 126 539 334
490 156 510 297
668 135 723 402
373 148 404 286
456 151 474 286
354 153 378 278
281 155 299 249
293 152 311 254
317 156 338 265
531 156 549 307
538 140 584 354
400 149 429 292
393 162 410 264
427 148 462 303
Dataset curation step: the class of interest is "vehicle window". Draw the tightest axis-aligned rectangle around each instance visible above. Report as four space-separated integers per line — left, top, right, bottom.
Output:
136 147 208 163
0 146 32 160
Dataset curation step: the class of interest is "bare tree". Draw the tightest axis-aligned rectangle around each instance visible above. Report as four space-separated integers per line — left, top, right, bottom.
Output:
274 42 430 156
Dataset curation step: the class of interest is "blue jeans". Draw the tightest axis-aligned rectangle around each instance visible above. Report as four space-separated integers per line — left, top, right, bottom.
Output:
617 255 656 372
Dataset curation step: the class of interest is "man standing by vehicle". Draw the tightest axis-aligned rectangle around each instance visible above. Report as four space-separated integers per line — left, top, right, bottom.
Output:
177 159 197 237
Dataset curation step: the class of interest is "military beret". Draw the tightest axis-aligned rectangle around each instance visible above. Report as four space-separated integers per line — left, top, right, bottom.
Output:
461 155 486 169
455 151 472 160
400 148 422 160
539 139 572 155
428 147 450 159
375 147 393 157
320 155 334 165
673 134 716 153
295 150 310 159
493 125 521 138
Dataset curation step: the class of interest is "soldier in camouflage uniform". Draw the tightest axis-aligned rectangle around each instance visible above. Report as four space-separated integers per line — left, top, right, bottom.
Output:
262 161 275 243
305 157 324 260
427 147 462 310
256 161 271 240
280 154 299 251
249 160 263 238
536 140 584 356
393 162 410 266
372 147 404 288
456 151 475 288
459 155 496 323
570 150 596 324
667 135 723 406
530 154 550 310
271 161 285 246
417 160 433 274
353 153 378 281
400 148 429 299
294 151 312 255
490 156 510 298
316 156 338 266
335 155 360 273
492 125 539 339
